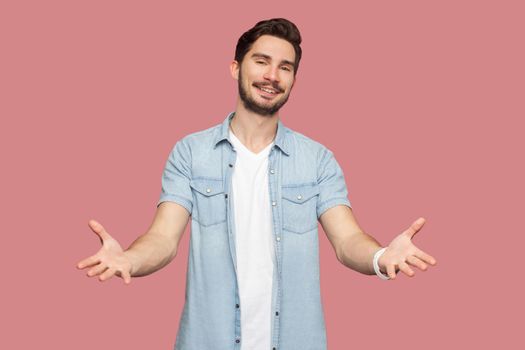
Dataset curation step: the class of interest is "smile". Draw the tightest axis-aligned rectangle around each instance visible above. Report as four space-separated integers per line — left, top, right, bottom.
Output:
259 86 277 94
254 84 281 98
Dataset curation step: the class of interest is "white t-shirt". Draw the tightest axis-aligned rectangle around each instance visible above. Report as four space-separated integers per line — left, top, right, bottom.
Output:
229 129 275 350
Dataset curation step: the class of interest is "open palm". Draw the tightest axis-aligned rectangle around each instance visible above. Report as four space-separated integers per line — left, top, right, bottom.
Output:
76 220 132 284
378 217 437 279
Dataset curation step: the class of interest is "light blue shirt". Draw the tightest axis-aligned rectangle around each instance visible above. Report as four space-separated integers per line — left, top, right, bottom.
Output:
158 112 351 350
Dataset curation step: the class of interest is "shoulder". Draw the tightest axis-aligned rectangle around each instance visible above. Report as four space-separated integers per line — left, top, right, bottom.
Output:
284 126 332 159
165 121 223 162
179 123 222 146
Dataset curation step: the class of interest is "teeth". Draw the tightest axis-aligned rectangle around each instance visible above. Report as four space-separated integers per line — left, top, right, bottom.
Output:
260 87 277 94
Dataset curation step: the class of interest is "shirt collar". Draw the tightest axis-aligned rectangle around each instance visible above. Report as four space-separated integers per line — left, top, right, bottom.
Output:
213 111 290 156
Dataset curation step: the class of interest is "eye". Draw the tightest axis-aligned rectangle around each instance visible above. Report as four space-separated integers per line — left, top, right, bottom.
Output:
256 60 267 65
280 66 292 72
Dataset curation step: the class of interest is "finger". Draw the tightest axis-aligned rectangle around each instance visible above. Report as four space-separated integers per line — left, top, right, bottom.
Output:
77 255 100 269
404 217 426 239
399 262 415 277
88 219 111 242
87 263 108 277
119 269 132 284
415 249 437 265
99 267 116 282
386 264 397 280
406 255 428 271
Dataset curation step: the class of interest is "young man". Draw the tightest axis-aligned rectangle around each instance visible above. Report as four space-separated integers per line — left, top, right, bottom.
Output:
77 18 436 350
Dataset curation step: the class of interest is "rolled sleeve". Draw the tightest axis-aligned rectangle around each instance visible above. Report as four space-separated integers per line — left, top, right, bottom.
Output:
316 149 351 218
157 140 193 215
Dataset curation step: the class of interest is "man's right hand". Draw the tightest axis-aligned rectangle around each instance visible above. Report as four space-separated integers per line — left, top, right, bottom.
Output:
76 219 132 284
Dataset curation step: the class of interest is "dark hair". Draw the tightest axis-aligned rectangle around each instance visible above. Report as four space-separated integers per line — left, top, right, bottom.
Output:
235 18 303 75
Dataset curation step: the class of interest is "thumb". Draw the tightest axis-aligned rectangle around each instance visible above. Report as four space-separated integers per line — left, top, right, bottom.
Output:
404 217 426 239
88 219 111 242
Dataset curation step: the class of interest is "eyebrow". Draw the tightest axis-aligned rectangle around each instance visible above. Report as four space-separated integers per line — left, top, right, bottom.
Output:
250 52 295 69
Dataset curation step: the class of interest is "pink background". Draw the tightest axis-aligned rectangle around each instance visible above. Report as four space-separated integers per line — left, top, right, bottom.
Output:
1 0 523 349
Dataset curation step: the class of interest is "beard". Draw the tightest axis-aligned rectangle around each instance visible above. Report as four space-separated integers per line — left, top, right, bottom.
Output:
238 69 291 117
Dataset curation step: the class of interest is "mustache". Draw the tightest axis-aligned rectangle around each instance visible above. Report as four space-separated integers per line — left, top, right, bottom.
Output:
253 82 283 93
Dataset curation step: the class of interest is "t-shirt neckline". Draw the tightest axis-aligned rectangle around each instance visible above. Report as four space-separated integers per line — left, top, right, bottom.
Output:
229 129 274 158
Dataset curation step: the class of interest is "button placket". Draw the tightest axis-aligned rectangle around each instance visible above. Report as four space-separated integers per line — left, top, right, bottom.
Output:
268 151 283 350
223 146 242 348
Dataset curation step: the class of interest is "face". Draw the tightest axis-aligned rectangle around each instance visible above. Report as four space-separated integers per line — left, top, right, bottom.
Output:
233 35 296 116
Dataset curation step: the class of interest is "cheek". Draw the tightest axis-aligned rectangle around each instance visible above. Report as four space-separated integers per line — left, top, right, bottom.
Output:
284 81 294 93
248 65 268 79
242 70 257 85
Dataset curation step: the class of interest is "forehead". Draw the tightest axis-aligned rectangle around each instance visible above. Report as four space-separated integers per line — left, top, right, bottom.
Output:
246 35 296 63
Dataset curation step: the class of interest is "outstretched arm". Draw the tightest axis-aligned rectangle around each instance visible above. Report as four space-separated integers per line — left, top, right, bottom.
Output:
319 205 436 279
76 201 190 284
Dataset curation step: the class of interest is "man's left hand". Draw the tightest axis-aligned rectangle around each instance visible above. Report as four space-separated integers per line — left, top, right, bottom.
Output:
378 217 437 279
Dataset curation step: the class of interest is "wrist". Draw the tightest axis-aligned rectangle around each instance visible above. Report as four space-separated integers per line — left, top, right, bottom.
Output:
373 247 390 280
124 250 140 276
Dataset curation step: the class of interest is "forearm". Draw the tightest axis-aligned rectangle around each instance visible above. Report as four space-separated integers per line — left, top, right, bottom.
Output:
339 232 383 275
124 231 178 277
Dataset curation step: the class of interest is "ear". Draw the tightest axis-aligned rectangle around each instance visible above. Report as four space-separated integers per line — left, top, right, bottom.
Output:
230 60 240 80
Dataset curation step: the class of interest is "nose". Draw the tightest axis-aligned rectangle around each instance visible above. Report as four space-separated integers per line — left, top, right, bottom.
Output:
263 65 280 83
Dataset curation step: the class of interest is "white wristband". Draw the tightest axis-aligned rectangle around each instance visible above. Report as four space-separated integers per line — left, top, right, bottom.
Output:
373 248 390 280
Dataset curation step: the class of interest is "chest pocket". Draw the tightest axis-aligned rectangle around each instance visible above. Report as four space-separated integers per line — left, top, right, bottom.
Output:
190 178 227 227
282 183 320 234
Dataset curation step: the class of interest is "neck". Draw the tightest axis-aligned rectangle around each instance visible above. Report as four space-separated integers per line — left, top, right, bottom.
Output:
230 100 279 153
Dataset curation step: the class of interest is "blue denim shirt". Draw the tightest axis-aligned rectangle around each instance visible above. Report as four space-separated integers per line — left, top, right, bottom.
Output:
158 112 351 350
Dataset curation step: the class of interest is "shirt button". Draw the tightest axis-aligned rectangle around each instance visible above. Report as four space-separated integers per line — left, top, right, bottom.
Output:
272 201 277 206
206 188 211 193
276 236 281 242
229 163 233 167
236 304 239 308
275 311 279 316
270 169 275 174
235 339 240 343
297 195 302 200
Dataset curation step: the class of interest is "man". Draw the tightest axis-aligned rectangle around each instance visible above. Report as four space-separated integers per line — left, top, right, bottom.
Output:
77 18 436 350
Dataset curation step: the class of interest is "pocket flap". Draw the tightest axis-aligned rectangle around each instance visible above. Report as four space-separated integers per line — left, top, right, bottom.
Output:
282 184 320 204
190 178 224 197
